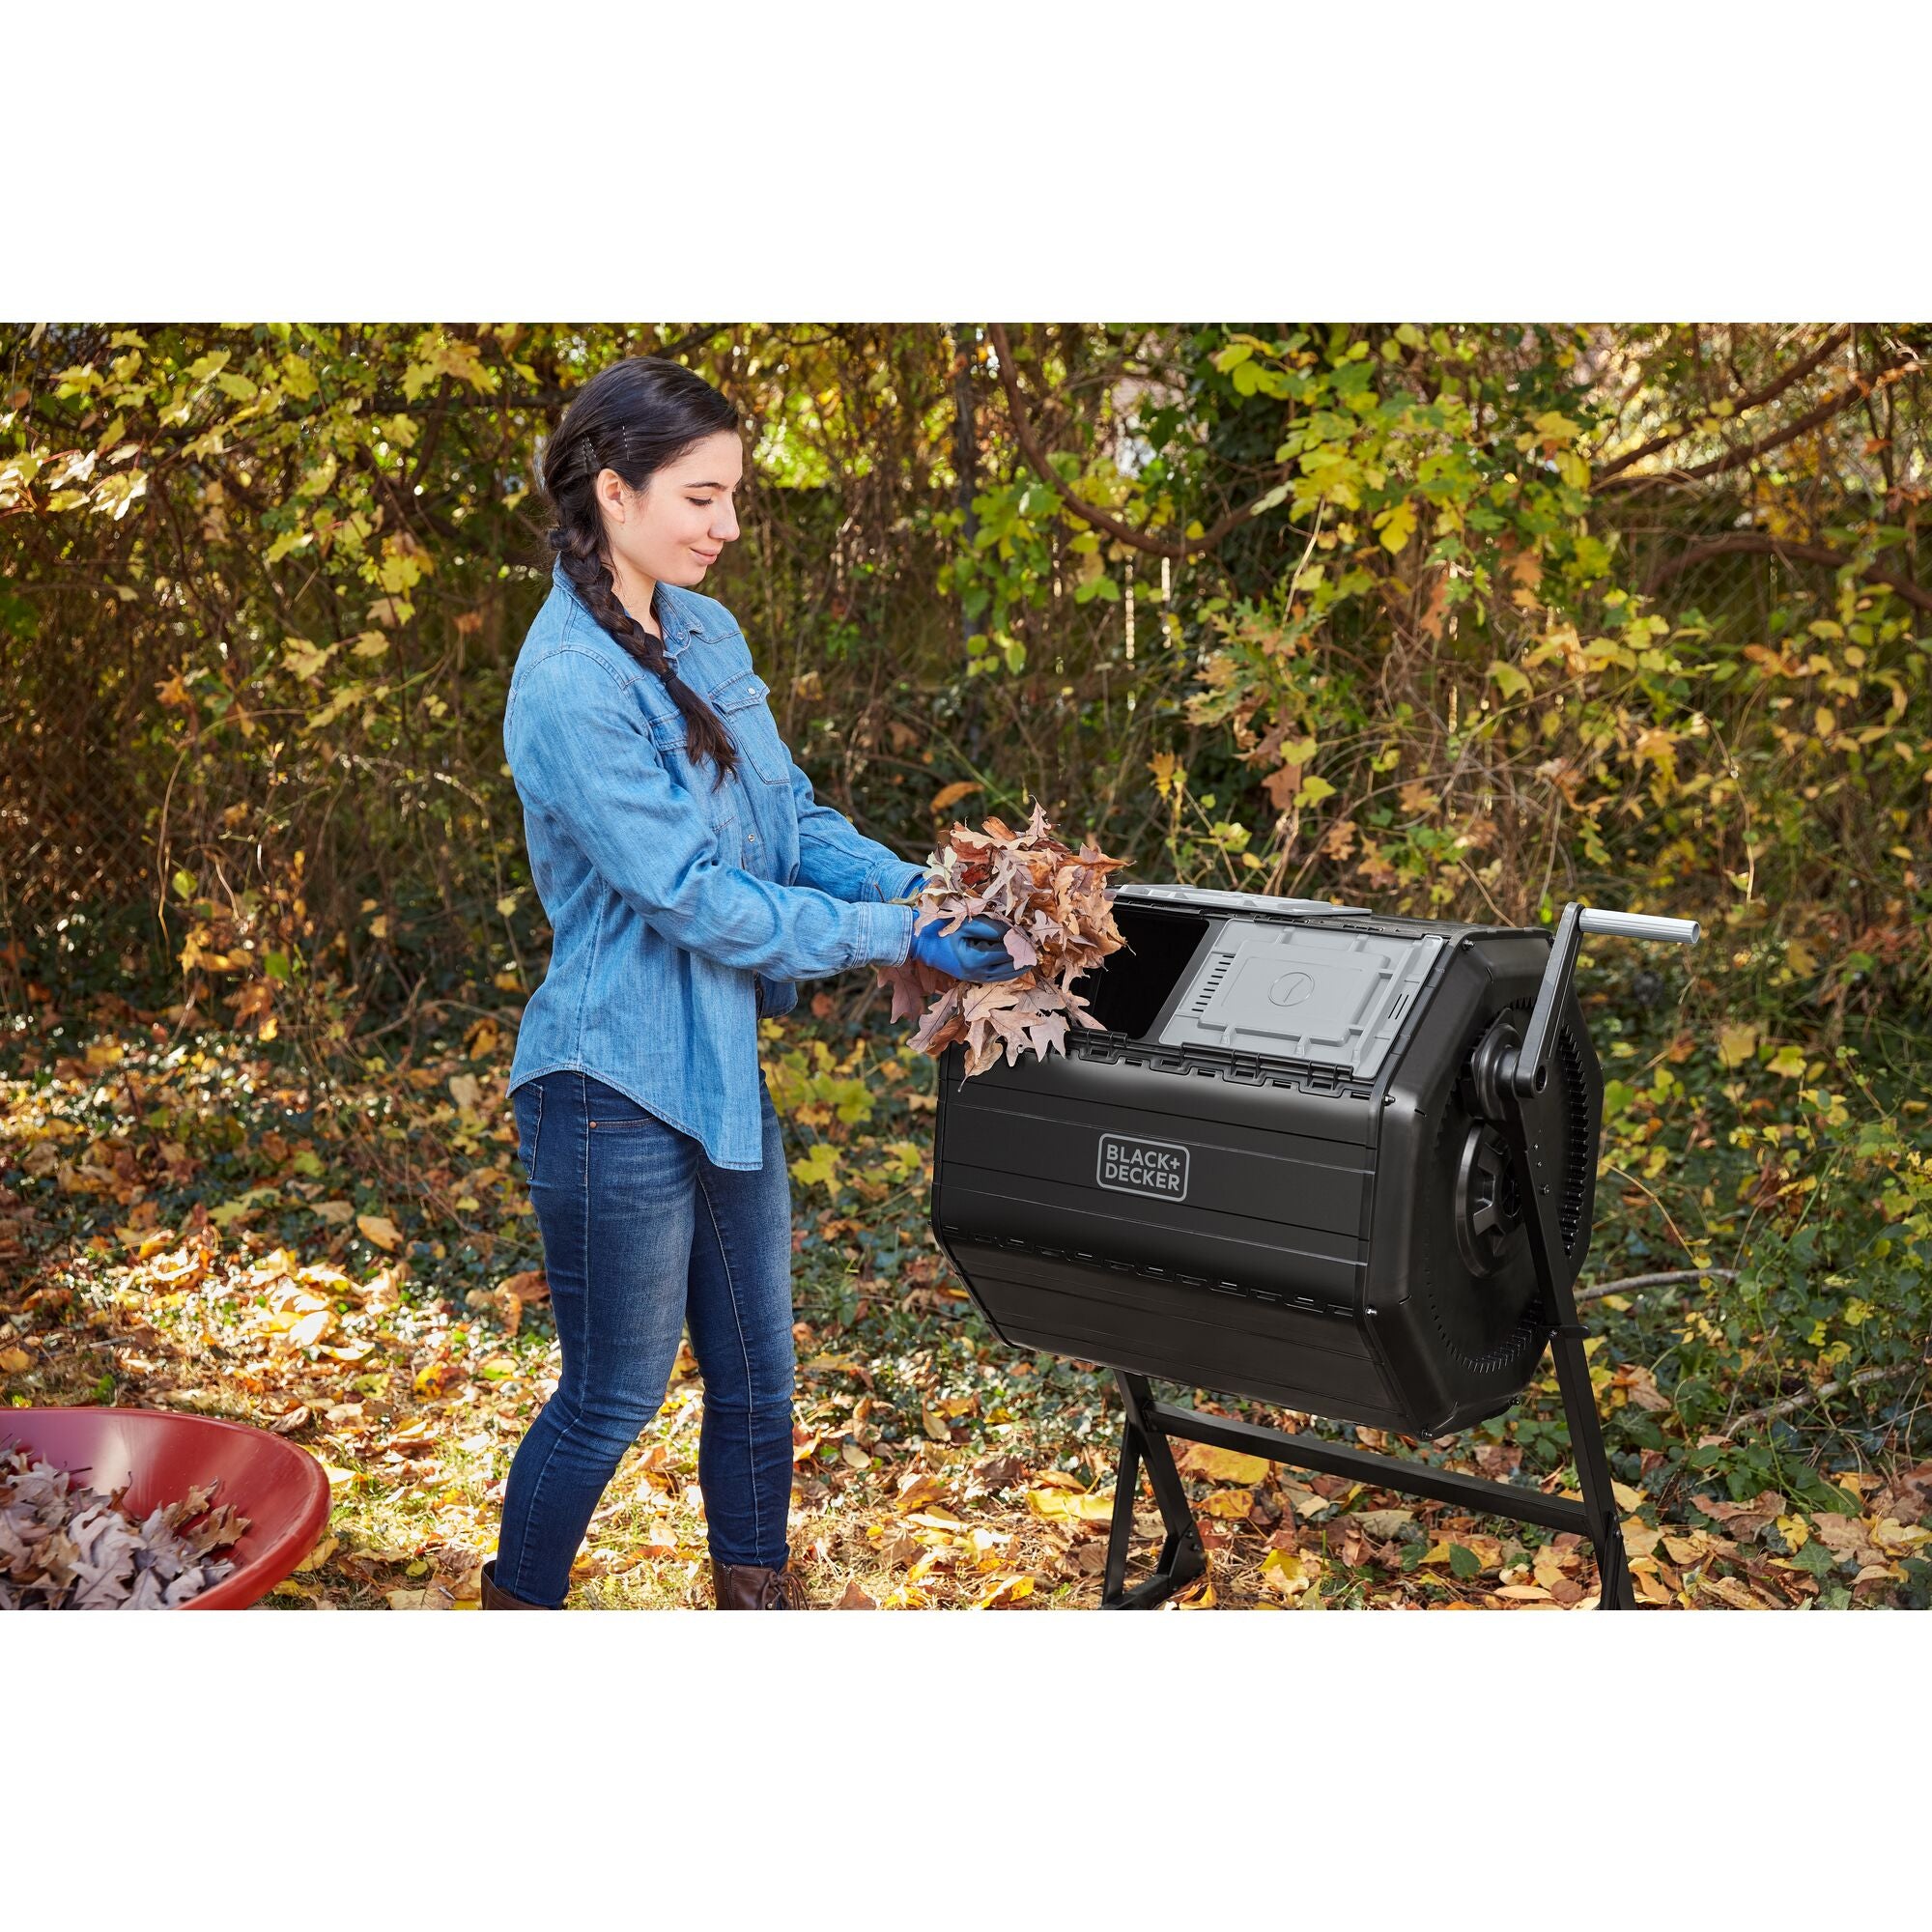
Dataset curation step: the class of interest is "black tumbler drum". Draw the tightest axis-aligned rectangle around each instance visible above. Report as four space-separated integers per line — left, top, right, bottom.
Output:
930 884 1605 1435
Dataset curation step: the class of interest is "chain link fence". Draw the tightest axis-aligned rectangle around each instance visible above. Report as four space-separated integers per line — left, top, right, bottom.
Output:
1 594 173 993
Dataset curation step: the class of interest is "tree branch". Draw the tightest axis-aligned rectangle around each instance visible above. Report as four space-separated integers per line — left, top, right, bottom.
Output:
1719 1361 1921 1439
1593 327 1852 485
1577 1267 1738 1304
650 323 733 366
985 323 1287 559
1597 351 1915 496
1641 529 1932 613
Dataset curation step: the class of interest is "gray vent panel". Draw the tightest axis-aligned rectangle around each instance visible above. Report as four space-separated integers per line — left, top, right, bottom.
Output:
1157 923 1441 1082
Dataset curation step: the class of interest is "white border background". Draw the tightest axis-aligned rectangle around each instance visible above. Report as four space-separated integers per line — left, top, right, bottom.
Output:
10 3 1928 1920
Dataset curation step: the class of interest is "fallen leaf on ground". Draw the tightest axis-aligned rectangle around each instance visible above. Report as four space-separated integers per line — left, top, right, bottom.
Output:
893 1471 950 1515
1198 1489 1257 1519
973 1573 1036 1609
1353 1508 1414 1541
1175 1441 1270 1486
356 1213 402 1252
1027 1486 1114 1523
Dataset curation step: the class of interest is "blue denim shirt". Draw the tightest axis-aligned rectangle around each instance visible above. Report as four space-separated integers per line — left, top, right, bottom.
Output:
504 560 927 1170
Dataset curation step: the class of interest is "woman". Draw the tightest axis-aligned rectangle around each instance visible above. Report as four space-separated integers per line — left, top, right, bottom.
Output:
481 357 1021 1610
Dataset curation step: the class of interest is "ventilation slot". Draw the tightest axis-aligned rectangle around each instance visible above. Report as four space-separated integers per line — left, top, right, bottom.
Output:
1557 1024 1591 1254
1189 954 1233 1015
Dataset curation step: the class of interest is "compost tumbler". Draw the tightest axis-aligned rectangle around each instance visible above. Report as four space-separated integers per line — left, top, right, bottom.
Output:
929 883 1700 1607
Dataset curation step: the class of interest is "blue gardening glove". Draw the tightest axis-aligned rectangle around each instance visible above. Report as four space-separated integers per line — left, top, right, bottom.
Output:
909 913 1026 983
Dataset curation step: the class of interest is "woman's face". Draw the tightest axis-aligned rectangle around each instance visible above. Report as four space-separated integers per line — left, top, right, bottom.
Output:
596 430 744 590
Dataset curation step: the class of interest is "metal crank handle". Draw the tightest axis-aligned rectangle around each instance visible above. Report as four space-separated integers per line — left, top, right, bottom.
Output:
1577 907 1702 946
1511 900 1700 1099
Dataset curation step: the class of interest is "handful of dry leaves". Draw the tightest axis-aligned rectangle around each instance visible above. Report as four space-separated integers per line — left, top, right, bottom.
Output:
0 1442 250 1610
877 800 1128 1077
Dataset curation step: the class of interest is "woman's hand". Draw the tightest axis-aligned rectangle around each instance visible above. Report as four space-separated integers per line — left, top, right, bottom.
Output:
909 913 1026 983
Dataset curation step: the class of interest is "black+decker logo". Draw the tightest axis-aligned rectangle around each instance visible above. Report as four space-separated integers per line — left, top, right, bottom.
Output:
1095 1133 1189 1202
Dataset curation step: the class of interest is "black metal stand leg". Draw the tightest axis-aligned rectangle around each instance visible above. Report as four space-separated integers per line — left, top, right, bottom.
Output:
1479 978 1638 1613
1100 1410 1142 1605
1550 1328 1636 1610
1100 1373 1207 1609
1099 1348 1639 1610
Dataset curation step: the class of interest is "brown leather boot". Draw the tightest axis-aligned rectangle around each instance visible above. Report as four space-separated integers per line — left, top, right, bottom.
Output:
712 1559 808 1609
480 1559 554 1609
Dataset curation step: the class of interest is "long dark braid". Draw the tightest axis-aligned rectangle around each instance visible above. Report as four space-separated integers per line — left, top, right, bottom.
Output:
539 357 741 785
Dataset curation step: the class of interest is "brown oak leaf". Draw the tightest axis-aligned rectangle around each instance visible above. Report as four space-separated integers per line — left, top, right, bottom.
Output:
876 800 1128 1077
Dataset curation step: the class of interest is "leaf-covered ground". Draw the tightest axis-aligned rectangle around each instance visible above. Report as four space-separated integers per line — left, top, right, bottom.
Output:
2 985 1927 1611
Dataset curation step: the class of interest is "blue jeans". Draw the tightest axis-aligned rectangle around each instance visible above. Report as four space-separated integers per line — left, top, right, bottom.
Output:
494 1069 798 1606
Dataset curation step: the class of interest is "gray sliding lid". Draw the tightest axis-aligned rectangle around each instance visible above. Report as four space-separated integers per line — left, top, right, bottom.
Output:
1113 883 1366 917
1158 921 1442 1080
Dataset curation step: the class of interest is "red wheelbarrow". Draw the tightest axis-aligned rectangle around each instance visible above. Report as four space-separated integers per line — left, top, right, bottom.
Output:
3 1407 333 1609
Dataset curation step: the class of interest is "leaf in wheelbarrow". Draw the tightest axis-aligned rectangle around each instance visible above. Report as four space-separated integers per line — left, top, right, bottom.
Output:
875 799 1128 1077
0 1442 251 1610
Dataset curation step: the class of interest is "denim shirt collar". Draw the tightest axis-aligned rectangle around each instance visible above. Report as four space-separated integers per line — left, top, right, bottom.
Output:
550 555 699 665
